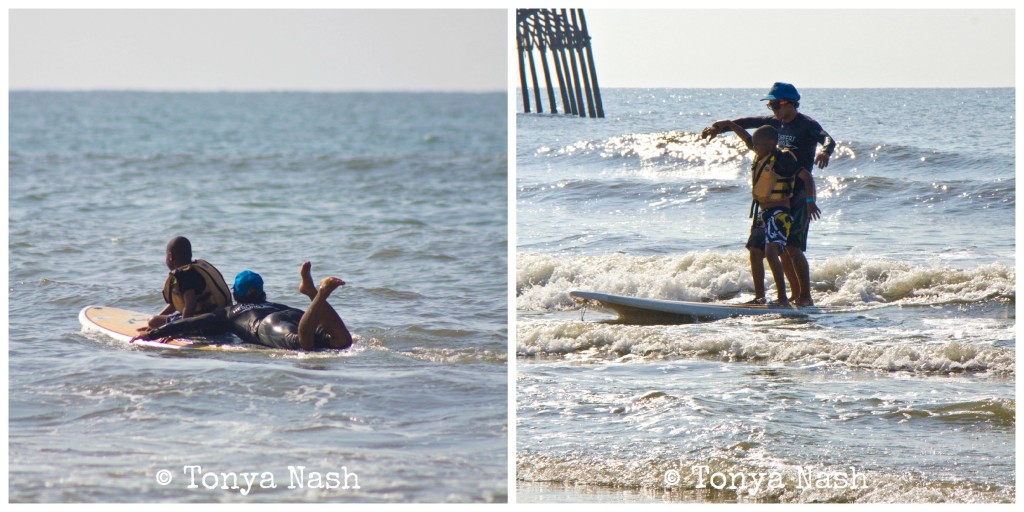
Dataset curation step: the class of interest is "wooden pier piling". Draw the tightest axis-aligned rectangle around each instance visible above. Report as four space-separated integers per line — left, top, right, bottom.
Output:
516 8 604 118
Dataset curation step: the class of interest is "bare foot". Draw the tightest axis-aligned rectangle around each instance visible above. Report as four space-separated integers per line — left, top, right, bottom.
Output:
795 298 815 307
318 276 345 297
299 261 317 299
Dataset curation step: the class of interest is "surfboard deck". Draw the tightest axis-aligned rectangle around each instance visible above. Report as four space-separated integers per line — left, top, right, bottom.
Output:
569 290 823 324
78 305 252 350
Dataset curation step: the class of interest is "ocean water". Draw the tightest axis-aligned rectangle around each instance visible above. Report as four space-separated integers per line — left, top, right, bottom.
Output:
8 91 508 502
516 88 1014 503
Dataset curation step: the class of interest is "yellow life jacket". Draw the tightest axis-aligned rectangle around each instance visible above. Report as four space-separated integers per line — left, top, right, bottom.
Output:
162 259 232 314
751 150 795 204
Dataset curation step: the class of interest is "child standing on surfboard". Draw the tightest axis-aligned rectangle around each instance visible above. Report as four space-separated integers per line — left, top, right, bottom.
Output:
144 236 232 329
716 123 813 306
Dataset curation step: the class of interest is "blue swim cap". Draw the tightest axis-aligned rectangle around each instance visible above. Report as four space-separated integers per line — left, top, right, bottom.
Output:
761 82 800 102
233 270 264 297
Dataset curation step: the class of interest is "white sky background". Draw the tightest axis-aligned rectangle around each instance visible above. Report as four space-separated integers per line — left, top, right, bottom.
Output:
582 9 1014 88
9 9 508 92
8 8 1015 90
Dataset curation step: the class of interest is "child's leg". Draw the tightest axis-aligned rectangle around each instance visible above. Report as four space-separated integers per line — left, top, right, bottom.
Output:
749 247 766 302
746 221 768 303
780 252 801 302
765 243 788 305
147 315 169 329
760 208 792 305
147 312 182 329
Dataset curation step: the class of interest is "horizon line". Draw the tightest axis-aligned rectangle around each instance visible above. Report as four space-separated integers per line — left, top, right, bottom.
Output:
515 85 1015 90
9 87 507 94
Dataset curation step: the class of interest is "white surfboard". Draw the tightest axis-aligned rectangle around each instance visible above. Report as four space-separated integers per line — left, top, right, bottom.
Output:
569 290 823 324
78 306 244 350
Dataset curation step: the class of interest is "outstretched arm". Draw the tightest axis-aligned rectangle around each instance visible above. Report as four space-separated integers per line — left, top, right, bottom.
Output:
702 116 772 141
715 120 753 149
136 308 229 341
700 121 724 140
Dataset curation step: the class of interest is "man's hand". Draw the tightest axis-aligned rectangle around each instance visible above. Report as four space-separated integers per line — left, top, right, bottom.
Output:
130 331 175 344
700 122 723 140
129 329 153 344
808 202 822 221
815 151 831 169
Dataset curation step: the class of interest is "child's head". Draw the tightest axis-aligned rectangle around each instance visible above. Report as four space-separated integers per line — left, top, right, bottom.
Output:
751 125 778 157
165 236 192 270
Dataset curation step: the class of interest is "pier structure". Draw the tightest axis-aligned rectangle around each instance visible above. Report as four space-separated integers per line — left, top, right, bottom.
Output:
516 9 604 118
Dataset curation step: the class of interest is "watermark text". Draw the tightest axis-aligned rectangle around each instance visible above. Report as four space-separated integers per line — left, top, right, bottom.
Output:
153 465 360 495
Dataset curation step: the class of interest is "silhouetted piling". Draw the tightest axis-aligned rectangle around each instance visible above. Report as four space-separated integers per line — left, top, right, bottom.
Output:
578 10 604 118
526 38 543 113
546 10 571 114
516 8 604 118
516 22 531 113
538 38 558 114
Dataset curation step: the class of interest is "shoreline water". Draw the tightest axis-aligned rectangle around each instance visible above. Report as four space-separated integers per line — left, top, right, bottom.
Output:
9 91 509 502
516 88 1015 503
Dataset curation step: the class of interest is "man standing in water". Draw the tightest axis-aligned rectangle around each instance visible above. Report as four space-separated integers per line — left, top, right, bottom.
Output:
135 262 353 351
701 82 835 306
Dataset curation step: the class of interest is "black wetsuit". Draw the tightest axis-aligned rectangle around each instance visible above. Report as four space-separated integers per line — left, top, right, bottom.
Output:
732 112 835 177
146 302 341 350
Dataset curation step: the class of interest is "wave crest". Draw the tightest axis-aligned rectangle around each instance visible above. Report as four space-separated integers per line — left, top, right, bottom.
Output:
517 252 1014 311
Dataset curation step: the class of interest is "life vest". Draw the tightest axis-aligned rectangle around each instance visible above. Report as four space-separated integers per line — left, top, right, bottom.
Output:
162 259 232 314
751 150 795 204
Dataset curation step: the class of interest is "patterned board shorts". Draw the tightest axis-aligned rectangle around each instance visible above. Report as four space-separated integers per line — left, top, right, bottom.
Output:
745 207 792 251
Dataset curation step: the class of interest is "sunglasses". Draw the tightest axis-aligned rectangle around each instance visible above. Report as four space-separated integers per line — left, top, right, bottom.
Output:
767 100 792 110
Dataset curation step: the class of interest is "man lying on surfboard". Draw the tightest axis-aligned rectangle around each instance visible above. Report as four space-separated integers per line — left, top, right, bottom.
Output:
133 262 353 351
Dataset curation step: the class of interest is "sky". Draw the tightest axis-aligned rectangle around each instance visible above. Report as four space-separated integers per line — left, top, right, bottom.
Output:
9 9 507 92
537 9 1015 88
8 8 1015 90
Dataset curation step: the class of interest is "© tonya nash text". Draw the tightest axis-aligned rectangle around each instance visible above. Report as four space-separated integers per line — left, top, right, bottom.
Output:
691 465 868 496
179 465 359 496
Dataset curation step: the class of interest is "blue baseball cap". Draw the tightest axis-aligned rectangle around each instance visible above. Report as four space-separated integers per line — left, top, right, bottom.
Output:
233 270 264 297
761 82 800 102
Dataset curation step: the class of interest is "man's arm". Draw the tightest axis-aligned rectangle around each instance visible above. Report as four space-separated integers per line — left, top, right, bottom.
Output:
140 308 229 340
798 169 821 220
814 124 837 169
731 116 776 130
180 289 198 318
715 120 753 149
702 116 774 140
175 268 206 318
